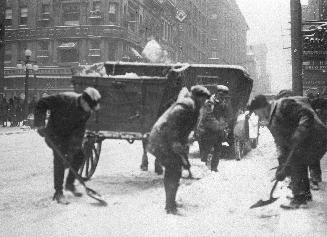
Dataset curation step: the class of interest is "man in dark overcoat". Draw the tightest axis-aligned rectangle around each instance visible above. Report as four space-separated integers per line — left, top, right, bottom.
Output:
34 87 101 204
147 85 210 214
276 90 325 189
249 95 327 209
197 85 230 171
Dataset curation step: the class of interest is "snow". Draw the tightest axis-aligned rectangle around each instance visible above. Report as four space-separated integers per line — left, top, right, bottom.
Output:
1 127 327 237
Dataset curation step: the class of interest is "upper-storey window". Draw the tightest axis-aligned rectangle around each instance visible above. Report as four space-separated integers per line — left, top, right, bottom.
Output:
20 7 28 26
38 3 51 26
37 41 50 65
128 4 137 32
89 0 102 21
108 2 118 23
5 9 13 26
62 3 80 26
4 44 12 65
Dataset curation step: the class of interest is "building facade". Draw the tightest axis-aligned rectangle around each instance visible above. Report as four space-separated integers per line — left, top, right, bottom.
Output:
245 44 271 97
302 0 327 97
207 0 248 66
2 0 248 98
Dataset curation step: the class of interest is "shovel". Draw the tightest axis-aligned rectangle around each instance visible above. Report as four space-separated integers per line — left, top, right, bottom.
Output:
250 180 279 209
46 137 107 206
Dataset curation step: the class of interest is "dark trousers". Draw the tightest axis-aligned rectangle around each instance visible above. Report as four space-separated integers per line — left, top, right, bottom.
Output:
309 160 322 183
290 161 311 199
164 163 182 211
53 148 84 193
199 136 222 170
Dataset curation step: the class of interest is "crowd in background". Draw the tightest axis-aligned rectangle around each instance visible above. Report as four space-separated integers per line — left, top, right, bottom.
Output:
0 95 37 127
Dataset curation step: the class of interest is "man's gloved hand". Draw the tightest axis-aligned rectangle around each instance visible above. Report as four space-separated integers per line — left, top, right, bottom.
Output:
275 165 291 181
36 127 47 137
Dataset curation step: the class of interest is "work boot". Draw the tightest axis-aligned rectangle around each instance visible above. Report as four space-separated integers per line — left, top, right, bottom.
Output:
287 193 312 201
310 181 320 191
65 184 83 197
280 197 307 210
53 191 70 205
211 167 218 172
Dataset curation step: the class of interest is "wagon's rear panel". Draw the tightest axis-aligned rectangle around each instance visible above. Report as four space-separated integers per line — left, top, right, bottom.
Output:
72 76 167 134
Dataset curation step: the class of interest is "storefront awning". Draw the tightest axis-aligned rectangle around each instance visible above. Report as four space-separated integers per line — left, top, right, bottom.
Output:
58 42 77 49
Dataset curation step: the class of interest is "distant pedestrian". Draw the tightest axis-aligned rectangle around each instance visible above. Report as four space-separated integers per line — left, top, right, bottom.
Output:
0 96 9 127
249 95 327 209
8 98 16 127
34 87 101 204
147 85 210 214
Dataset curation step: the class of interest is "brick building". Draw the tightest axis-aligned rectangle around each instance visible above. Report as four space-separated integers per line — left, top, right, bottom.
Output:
207 0 248 65
2 0 248 98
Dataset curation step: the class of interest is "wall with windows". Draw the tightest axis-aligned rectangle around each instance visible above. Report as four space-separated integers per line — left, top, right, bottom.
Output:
207 0 248 66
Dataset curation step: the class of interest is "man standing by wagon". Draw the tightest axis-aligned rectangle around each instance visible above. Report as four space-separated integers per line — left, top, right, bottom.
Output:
34 87 101 204
147 85 210 214
197 85 230 171
249 95 327 209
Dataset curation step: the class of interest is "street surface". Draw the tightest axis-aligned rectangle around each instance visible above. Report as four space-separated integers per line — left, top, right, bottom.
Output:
1 127 327 237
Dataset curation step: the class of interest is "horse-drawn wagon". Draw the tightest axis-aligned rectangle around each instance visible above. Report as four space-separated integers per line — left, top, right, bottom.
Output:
72 62 253 180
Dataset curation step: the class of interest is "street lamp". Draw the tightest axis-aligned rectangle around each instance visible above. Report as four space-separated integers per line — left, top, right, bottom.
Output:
17 49 38 119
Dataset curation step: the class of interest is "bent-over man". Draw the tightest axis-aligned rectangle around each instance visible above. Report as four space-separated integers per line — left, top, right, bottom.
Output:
147 85 210 214
34 87 101 204
249 95 327 209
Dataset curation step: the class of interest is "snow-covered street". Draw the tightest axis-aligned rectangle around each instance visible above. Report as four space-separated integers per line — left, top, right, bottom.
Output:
1 127 327 237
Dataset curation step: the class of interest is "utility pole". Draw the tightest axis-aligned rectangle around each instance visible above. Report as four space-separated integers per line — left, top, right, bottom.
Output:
0 0 6 94
290 0 303 95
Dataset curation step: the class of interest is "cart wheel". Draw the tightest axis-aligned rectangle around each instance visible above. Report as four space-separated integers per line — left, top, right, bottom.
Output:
234 139 242 161
80 139 102 181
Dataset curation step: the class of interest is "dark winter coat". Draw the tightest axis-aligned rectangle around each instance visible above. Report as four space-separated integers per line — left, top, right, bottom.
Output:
34 92 90 149
268 97 327 165
147 88 200 167
196 96 227 140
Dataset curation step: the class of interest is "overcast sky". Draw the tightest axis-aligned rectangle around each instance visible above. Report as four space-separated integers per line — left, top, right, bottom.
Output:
236 0 293 93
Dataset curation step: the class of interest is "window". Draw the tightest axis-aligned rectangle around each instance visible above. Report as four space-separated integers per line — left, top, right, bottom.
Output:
5 8 12 26
88 40 101 57
39 4 51 26
20 7 28 25
58 42 79 63
128 5 137 32
108 3 118 23
89 1 102 21
62 3 80 26
163 20 173 42
4 44 12 64
93 1 101 11
37 41 49 64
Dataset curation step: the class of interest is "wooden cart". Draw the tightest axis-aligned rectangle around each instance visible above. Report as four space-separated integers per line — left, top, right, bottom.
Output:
72 62 253 180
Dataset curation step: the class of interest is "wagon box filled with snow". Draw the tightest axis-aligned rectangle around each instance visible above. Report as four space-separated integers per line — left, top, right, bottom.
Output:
72 62 253 180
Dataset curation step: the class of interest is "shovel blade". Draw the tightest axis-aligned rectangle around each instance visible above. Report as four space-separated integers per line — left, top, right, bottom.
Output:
86 187 107 206
250 197 278 209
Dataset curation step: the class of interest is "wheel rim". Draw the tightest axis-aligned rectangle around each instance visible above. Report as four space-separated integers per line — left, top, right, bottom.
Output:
79 140 102 180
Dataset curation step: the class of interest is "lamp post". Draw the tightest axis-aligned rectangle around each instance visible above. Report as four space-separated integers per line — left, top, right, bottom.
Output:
17 49 38 119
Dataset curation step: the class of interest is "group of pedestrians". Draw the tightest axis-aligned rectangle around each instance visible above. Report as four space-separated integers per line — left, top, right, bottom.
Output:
0 95 37 127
